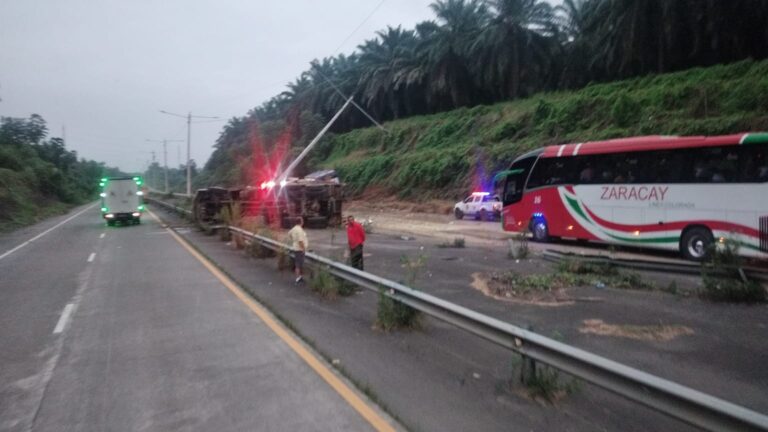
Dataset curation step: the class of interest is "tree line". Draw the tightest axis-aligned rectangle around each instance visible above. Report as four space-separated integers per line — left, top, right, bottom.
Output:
0 114 123 207
248 0 768 129
200 0 768 187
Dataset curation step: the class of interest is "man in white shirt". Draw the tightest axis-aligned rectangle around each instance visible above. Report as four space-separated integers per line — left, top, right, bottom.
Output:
286 217 308 284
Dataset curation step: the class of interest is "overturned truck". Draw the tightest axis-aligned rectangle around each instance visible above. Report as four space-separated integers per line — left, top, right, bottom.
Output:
192 170 344 229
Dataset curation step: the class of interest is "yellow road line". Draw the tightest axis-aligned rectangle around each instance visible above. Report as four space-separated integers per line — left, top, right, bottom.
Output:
147 210 395 432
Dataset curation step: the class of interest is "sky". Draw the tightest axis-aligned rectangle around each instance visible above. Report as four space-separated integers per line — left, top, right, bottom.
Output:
0 0 438 173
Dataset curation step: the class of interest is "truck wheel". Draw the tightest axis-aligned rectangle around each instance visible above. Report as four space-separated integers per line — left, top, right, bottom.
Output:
680 227 713 261
530 219 549 242
479 209 488 221
454 209 464 220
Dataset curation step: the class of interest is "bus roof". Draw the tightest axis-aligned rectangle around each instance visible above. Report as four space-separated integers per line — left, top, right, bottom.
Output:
540 132 768 158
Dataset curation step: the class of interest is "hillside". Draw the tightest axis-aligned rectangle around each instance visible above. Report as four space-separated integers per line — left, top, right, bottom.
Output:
314 60 768 199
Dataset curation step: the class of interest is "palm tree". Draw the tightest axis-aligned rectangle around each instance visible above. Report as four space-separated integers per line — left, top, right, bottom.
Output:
472 0 558 100
421 0 489 109
357 26 421 119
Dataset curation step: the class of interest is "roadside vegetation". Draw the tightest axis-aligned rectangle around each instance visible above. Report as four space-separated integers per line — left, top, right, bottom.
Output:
376 254 426 331
322 59 768 197
0 115 123 231
487 259 654 299
700 241 767 303
194 0 767 196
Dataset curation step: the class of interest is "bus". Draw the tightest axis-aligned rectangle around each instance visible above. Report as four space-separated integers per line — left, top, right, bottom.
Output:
500 133 768 260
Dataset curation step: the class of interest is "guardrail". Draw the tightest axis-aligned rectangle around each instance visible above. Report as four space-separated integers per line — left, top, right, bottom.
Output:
543 249 768 283
146 197 192 217
150 198 768 431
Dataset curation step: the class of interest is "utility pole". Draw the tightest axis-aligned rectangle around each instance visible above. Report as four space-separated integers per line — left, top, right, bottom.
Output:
186 113 191 195
147 138 183 193
159 110 221 196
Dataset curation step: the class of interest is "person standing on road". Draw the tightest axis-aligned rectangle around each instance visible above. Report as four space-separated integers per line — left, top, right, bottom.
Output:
345 215 366 271
287 217 308 284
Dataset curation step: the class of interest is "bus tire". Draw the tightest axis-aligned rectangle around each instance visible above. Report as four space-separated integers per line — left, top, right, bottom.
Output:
454 209 464 219
680 227 714 261
530 219 549 242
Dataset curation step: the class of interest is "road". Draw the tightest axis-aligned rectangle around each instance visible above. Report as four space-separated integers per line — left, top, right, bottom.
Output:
0 205 394 432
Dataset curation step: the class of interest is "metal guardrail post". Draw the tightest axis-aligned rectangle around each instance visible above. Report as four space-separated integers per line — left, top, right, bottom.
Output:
145 206 768 432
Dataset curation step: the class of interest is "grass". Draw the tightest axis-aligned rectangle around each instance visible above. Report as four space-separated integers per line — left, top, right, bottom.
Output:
308 265 356 299
700 241 767 303
0 169 78 232
489 259 654 296
376 254 426 331
317 59 768 198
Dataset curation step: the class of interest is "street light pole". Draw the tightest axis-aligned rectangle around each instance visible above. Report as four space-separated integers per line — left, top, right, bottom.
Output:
186 112 191 196
159 110 221 196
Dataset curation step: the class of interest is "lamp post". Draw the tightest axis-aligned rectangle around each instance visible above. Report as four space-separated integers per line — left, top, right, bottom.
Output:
159 110 221 195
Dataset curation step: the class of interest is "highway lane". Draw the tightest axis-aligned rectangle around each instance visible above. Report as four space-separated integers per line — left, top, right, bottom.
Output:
0 207 391 431
0 203 100 431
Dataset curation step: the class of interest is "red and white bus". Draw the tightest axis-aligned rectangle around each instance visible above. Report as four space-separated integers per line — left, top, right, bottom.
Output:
501 133 768 260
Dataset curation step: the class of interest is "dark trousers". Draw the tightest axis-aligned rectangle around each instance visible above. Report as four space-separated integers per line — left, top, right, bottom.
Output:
350 245 364 270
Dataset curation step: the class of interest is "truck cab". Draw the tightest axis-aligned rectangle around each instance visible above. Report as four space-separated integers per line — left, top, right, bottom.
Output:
454 192 502 221
100 177 144 226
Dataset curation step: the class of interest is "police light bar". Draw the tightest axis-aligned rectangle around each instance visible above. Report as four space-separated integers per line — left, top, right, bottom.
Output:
471 192 490 196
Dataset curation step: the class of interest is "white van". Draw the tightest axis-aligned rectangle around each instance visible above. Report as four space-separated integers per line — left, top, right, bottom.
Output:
100 177 144 226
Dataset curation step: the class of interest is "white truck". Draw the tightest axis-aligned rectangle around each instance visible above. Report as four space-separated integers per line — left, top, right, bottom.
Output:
100 176 144 226
453 192 502 221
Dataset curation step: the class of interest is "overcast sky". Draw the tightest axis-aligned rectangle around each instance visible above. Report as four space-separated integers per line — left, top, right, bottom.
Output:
0 0 440 173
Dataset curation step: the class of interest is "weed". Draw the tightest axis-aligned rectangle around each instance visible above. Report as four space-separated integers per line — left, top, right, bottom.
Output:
507 232 529 259
308 265 341 300
276 248 292 271
376 254 426 330
438 237 466 248
245 228 277 258
664 280 679 295
525 366 562 401
701 240 766 303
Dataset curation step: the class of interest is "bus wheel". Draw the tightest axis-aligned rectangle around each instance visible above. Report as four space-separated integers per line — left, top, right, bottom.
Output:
530 219 549 242
680 227 713 261
454 209 464 220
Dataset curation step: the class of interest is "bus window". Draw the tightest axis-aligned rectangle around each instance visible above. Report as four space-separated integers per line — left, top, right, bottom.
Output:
503 173 523 205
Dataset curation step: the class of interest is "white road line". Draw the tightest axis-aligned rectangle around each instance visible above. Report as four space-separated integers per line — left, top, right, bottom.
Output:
0 204 97 261
87 252 96 262
99 233 105 239
53 304 75 334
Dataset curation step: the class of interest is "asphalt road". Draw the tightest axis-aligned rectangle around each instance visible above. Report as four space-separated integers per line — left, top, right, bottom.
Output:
0 205 392 431
149 202 768 432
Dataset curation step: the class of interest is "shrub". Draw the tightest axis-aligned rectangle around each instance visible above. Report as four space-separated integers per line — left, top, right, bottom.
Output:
308 265 342 300
508 232 529 259
701 240 767 303
376 254 425 330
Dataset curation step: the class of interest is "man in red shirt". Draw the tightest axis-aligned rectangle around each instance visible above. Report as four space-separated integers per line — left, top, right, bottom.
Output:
345 215 366 270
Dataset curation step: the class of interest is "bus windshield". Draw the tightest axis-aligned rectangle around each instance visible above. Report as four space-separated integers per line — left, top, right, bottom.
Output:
501 155 537 205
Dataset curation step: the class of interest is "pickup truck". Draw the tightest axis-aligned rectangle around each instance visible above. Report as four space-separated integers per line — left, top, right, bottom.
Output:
453 192 502 221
